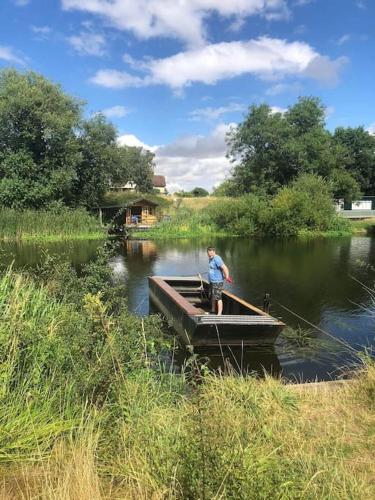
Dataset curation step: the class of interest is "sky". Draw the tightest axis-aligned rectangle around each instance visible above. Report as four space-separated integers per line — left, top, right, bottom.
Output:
0 0 374 192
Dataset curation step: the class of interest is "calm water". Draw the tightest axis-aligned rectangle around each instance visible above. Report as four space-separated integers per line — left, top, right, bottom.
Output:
1 236 374 381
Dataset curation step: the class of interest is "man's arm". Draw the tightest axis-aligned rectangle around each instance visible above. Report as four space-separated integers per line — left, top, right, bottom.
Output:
221 263 229 280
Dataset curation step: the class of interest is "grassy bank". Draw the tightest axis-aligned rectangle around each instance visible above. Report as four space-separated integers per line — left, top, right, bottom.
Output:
0 253 374 498
0 207 105 242
350 217 375 235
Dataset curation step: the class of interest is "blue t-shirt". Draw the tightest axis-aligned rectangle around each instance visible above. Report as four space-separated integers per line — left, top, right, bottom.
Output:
208 255 224 283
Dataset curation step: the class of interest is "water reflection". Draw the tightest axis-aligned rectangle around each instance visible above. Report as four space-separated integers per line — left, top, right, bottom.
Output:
115 237 374 381
0 236 373 381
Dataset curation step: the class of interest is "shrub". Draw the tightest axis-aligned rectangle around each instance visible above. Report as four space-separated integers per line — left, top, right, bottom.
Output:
262 173 345 236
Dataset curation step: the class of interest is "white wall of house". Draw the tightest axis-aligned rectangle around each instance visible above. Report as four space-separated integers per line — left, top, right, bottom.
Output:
352 200 372 210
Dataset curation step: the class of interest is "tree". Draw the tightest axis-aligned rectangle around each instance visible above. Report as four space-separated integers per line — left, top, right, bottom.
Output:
191 187 209 197
0 69 82 208
333 127 375 195
227 97 342 196
72 114 121 207
115 146 154 193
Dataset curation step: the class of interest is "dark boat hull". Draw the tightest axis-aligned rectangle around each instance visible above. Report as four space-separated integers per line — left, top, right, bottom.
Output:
148 276 285 347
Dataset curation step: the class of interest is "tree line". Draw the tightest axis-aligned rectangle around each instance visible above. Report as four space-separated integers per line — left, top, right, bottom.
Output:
214 97 375 200
0 69 154 209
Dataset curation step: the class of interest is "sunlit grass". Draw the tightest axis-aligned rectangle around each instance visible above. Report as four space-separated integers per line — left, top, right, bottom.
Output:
0 263 373 498
0 208 105 242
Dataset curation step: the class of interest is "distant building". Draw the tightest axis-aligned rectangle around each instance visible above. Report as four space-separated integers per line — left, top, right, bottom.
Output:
153 175 167 194
110 175 167 194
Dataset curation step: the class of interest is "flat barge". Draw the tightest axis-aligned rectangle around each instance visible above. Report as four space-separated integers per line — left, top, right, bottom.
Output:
148 276 285 347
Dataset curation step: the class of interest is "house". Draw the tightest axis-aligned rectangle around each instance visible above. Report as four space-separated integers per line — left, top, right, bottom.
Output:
109 175 167 193
123 198 158 226
153 175 167 194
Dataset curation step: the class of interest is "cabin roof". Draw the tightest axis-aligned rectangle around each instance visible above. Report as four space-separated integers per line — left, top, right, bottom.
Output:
126 198 158 207
153 175 166 188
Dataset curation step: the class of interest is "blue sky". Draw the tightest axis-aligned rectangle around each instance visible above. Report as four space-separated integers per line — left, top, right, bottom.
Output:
0 0 374 192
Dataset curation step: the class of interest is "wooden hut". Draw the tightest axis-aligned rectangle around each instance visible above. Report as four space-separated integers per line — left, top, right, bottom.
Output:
124 198 158 226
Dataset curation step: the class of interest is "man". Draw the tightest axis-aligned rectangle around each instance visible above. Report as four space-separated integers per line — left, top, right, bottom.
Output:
207 246 230 315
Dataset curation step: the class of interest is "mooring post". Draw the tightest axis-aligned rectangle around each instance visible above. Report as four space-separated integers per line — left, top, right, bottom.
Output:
98 207 103 226
263 292 270 313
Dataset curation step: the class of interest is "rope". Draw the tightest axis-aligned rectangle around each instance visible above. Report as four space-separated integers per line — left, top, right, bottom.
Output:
271 297 358 354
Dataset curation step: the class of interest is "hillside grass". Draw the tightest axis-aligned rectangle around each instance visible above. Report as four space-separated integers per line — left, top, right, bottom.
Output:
0 254 374 498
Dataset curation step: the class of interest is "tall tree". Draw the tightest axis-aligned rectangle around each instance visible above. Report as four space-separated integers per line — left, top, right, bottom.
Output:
0 69 82 208
115 146 154 193
227 97 346 196
333 127 375 195
72 114 121 207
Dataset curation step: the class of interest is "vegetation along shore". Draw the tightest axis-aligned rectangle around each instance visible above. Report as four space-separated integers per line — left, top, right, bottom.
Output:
0 248 374 499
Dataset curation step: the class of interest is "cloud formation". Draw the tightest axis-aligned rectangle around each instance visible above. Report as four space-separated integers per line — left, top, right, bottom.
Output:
96 105 130 118
189 103 246 121
0 46 25 65
67 31 106 56
91 37 347 91
62 0 289 46
118 123 235 192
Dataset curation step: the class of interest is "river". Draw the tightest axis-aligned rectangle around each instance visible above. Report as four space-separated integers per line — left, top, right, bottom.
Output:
1 235 374 381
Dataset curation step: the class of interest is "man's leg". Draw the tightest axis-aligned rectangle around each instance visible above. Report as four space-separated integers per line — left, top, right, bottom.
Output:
211 292 216 313
217 299 223 316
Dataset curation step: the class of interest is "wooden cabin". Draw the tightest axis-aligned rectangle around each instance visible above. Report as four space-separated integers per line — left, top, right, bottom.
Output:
124 198 158 226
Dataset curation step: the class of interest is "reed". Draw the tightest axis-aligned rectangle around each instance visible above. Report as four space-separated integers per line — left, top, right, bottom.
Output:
0 207 104 242
0 260 373 499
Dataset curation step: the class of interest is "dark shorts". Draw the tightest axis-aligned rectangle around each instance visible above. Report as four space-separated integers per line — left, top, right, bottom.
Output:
210 281 224 300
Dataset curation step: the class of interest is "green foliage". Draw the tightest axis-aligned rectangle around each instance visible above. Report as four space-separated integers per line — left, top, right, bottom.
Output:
0 69 81 208
0 69 155 209
139 207 223 239
206 194 266 235
333 126 375 195
262 174 347 236
0 206 103 241
114 145 154 193
329 168 362 201
227 96 375 197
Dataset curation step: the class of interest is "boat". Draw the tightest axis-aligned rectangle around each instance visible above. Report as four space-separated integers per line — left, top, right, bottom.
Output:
148 276 285 347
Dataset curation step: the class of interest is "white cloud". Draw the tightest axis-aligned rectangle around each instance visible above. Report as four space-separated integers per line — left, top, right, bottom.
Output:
67 32 106 56
325 106 335 118
303 55 348 86
90 69 145 88
31 25 51 35
31 25 52 40
337 34 351 46
117 134 158 151
62 0 289 46
266 82 302 95
189 103 246 121
91 37 347 91
118 123 235 192
366 123 375 135
270 106 287 114
293 0 314 5
0 46 25 65
96 105 130 118
13 0 30 6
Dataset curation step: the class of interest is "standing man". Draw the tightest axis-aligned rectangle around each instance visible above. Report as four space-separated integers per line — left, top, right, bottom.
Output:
207 246 230 315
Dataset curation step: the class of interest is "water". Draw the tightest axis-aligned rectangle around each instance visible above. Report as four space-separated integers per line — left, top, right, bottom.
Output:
1 236 374 381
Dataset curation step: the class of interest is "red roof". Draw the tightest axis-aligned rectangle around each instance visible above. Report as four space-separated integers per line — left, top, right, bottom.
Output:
153 175 166 188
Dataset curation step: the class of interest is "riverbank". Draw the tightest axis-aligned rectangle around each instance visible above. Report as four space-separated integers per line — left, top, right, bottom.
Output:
0 254 374 498
0 207 106 242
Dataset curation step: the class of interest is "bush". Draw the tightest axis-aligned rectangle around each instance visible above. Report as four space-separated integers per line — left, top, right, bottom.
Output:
262 174 346 236
206 194 266 236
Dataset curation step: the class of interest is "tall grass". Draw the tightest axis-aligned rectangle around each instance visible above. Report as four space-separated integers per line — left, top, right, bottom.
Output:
0 207 104 241
136 207 227 239
0 257 373 498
